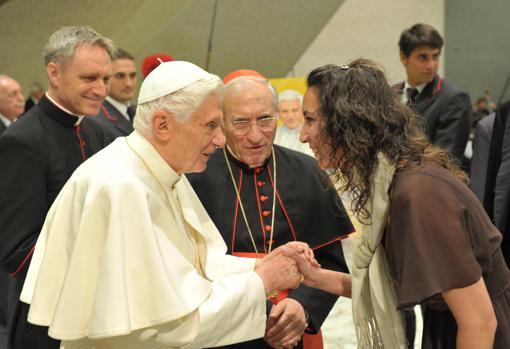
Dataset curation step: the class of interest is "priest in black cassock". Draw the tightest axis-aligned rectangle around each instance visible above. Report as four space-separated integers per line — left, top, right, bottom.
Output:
0 26 115 349
187 75 353 349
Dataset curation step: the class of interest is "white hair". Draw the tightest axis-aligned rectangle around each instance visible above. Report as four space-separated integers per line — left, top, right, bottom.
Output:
134 74 223 131
278 89 302 104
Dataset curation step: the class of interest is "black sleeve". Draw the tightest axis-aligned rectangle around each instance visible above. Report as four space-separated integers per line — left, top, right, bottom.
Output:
0 137 48 276
434 91 472 159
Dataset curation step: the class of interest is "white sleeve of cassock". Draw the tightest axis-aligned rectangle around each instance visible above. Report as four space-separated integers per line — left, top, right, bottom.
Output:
219 254 258 276
99 270 267 349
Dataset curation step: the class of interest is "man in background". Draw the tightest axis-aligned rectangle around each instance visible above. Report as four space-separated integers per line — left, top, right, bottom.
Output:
0 75 24 134
484 99 510 269
395 23 472 161
24 82 45 112
274 89 314 156
96 48 137 137
0 25 114 349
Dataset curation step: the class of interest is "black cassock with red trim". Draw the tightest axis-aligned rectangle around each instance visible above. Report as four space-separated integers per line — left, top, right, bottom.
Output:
187 145 354 349
0 95 112 349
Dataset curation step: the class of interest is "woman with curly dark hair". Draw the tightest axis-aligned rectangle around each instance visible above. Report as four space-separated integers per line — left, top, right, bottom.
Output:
285 59 510 348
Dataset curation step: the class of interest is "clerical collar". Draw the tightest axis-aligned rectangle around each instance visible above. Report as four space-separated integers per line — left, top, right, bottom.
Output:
44 93 85 126
0 113 13 127
106 96 130 121
126 130 182 189
224 145 271 172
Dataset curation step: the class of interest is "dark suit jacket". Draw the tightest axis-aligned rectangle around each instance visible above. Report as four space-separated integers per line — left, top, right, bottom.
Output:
0 120 7 135
484 100 510 267
470 113 495 202
0 120 8 347
395 75 472 160
95 99 134 138
24 97 36 113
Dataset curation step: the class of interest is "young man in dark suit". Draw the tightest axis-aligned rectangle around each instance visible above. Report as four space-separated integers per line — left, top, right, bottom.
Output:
96 48 137 138
395 23 472 161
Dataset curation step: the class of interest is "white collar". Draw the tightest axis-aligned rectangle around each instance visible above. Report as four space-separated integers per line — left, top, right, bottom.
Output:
403 81 426 94
106 96 130 117
126 130 182 188
45 92 85 126
106 96 131 121
0 113 14 127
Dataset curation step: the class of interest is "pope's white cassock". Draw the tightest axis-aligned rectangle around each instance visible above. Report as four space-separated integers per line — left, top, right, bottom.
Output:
20 130 268 349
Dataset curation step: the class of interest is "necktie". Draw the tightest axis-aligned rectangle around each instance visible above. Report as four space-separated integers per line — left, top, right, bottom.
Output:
406 87 419 105
127 106 136 121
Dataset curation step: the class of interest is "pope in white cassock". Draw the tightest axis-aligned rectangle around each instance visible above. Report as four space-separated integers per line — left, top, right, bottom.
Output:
20 61 308 349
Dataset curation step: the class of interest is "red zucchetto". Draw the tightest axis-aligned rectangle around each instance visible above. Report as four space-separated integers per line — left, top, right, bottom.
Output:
223 69 265 84
141 53 174 78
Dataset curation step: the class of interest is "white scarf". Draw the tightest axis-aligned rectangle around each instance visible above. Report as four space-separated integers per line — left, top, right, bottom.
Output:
350 153 407 348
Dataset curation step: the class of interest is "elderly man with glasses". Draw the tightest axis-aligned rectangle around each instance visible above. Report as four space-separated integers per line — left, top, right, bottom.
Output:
187 74 353 349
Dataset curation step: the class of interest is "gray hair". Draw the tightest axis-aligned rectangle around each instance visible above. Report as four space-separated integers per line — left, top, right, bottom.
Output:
278 89 302 104
0 75 11 84
43 26 116 67
134 74 223 132
0 75 17 91
223 77 279 112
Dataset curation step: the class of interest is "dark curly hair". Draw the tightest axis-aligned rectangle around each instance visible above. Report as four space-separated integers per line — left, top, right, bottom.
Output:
306 58 467 221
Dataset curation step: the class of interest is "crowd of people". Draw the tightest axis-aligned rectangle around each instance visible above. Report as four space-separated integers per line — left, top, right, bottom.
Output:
0 21 509 349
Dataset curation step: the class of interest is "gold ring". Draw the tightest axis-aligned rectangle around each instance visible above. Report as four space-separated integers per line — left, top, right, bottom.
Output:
299 274 304 284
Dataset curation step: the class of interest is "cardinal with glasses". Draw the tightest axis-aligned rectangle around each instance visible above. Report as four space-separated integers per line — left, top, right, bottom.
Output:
187 73 353 349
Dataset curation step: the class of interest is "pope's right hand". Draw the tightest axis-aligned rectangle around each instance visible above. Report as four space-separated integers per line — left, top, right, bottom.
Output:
281 244 321 288
254 254 301 296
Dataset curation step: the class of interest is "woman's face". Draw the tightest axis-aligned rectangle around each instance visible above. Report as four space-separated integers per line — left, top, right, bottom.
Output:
300 86 338 169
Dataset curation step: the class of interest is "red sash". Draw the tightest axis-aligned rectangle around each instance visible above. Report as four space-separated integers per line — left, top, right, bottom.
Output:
233 252 324 349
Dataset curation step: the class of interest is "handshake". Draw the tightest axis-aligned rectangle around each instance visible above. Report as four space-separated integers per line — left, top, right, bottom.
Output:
254 242 320 297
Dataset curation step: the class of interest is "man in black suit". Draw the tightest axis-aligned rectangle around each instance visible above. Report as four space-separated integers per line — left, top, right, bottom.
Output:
395 23 472 161
96 48 137 137
0 75 24 134
0 25 115 349
470 113 495 202
484 100 510 268
24 82 44 113
0 74 24 349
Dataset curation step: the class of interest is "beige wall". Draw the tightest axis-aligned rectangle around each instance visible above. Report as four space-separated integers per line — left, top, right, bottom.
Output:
289 0 445 85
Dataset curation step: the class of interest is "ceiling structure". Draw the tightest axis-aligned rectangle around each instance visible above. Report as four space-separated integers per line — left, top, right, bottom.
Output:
0 0 343 90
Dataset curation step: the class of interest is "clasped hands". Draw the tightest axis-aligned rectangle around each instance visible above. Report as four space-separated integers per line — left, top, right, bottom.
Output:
254 242 321 349
254 241 320 294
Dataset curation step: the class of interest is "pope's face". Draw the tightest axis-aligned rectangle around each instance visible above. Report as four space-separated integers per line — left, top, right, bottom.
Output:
222 81 277 168
169 93 225 174
278 99 303 129
48 43 112 116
